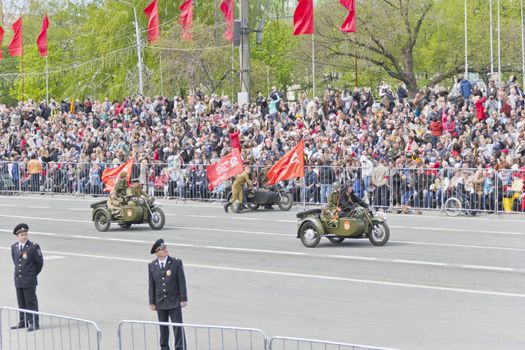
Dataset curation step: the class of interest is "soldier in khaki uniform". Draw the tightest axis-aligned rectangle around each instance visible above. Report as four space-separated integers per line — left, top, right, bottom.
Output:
127 181 155 206
108 172 129 218
321 182 342 227
224 166 253 213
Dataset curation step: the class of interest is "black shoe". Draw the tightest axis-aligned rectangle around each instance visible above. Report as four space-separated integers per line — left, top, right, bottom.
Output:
265 205 274 210
10 323 26 329
223 203 229 213
27 325 39 332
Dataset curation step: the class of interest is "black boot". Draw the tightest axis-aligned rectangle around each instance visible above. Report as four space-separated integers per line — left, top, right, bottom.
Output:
10 322 26 329
223 203 230 213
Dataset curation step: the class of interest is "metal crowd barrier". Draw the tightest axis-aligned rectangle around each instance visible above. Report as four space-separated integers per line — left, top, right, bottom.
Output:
1 161 524 215
0 307 101 350
117 320 268 350
268 336 399 350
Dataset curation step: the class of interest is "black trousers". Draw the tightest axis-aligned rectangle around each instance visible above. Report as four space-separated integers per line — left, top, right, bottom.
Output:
157 307 185 350
16 287 39 326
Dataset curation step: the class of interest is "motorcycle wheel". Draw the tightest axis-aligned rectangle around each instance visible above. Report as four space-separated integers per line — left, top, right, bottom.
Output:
247 203 260 211
148 207 166 230
368 221 390 246
298 221 321 248
94 211 111 232
277 193 293 211
119 223 132 229
327 236 345 244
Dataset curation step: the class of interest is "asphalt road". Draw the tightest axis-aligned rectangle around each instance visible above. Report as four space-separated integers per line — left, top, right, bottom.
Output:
0 195 524 350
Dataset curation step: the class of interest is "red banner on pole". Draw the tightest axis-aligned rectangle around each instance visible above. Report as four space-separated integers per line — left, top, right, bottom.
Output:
37 16 50 57
179 0 193 41
144 0 160 44
8 17 23 57
293 0 314 36
267 140 305 185
207 149 244 187
0 26 4 60
220 0 234 42
340 0 356 33
101 158 134 192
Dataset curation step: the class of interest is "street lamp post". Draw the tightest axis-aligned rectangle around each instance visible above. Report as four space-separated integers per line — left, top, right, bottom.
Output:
118 0 144 96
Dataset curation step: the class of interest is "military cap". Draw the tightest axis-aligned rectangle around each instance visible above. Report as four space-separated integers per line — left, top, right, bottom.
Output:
13 223 29 235
150 239 166 254
332 182 341 190
119 171 128 178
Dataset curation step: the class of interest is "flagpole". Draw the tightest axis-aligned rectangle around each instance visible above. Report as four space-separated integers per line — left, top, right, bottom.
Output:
464 0 468 77
489 0 494 75
159 51 164 97
521 0 525 84
497 0 501 77
45 55 49 103
311 33 315 98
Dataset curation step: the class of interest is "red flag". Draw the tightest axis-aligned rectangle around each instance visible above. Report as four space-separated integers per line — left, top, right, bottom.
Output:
144 0 160 44
340 0 356 33
0 26 4 60
267 140 305 185
37 16 49 57
8 17 23 57
220 0 234 42
293 0 314 36
101 158 134 192
179 0 193 42
207 149 244 187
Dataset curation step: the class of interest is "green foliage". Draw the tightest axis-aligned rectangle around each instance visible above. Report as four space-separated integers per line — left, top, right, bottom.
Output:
2 0 525 103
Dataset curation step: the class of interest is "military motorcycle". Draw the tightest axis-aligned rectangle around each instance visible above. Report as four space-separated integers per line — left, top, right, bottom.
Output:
296 206 389 247
226 188 293 212
90 197 165 232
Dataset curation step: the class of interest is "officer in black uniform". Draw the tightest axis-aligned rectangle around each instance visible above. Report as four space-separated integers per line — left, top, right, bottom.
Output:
339 183 369 217
10 223 43 332
148 239 188 350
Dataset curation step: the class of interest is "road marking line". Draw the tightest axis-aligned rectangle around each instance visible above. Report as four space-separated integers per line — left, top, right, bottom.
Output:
27 206 51 209
0 229 56 236
0 246 522 299
205 246 306 256
329 255 378 261
392 240 525 252
166 226 291 237
0 214 91 223
69 208 91 211
392 260 447 267
106 238 148 243
45 256 64 260
0 204 17 207
72 235 102 240
462 265 515 272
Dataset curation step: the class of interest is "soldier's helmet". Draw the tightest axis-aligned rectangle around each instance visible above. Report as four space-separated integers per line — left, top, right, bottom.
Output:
332 182 341 190
119 171 128 178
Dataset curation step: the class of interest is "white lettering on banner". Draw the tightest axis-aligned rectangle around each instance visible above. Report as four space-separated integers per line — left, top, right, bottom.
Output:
290 152 299 164
230 155 239 167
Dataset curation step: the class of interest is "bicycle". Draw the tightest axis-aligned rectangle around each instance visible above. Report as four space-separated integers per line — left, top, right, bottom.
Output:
444 189 477 217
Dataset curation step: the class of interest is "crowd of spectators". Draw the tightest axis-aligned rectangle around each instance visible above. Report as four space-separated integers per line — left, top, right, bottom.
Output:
0 76 524 212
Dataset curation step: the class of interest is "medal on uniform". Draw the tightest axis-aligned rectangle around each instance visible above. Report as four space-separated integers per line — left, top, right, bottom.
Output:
22 253 27 259
166 270 171 276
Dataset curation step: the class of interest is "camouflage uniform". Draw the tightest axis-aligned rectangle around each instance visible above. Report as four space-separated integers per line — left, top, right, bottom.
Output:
108 172 129 218
321 184 341 228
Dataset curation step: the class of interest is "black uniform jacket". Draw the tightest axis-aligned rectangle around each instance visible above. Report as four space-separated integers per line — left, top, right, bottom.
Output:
340 191 368 210
11 240 43 288
148 256 188 310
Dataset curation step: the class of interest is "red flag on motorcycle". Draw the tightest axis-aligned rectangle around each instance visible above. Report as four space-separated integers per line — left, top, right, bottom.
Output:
266 140 304 185
101 158 134 192
207 149 244 187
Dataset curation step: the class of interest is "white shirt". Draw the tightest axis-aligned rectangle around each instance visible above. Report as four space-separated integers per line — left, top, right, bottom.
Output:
18 243 25 251
157 257 167 269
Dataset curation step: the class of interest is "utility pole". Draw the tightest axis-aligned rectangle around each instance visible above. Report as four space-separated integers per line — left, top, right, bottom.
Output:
238 0 250 105
118 0 144 96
